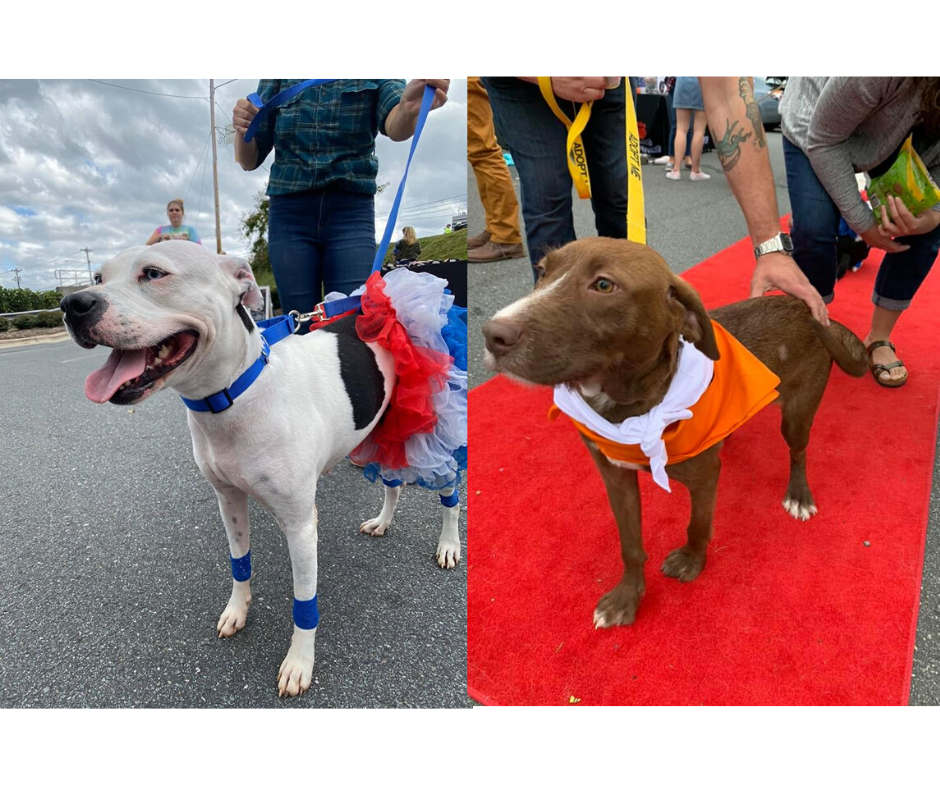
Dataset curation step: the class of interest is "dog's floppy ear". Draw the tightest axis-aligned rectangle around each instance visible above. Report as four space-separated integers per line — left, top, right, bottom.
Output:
219 256 264 311
667 277 720 360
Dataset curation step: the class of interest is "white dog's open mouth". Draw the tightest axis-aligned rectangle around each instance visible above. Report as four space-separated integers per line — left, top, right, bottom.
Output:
85 330 199 405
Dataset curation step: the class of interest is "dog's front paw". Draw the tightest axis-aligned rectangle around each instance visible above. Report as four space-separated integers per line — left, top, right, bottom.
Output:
277 628 316 698
217 583 252 638
593 579 644 628
782 496 818 522
436 534 461 569
661 546 706 582
359 515 391 537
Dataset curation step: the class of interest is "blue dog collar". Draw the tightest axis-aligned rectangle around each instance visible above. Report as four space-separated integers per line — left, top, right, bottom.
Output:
180 314 294 414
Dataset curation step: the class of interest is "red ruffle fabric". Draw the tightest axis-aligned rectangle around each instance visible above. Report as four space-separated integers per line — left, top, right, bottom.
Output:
349 272 451 469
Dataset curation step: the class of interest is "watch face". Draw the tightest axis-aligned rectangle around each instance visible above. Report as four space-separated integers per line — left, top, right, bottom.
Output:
780 233 794 253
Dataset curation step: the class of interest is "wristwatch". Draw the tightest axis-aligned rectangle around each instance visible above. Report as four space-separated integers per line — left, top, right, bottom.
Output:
754 232 794 259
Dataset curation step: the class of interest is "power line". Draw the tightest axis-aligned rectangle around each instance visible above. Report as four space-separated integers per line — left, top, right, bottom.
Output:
395 204 467 220
87 80 208 100
195 133 211 227
386 193 467 211
6 250 85 271
183 130 213 204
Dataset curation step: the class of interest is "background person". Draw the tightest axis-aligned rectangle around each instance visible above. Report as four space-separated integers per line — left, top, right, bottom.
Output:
667 77 711 181
781 76 940 387
146 199 201 245
393 226 422 263
651 76 693 171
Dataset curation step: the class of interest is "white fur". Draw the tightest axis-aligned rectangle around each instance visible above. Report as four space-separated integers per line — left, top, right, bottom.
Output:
492 271 569 322
359 482 462 569
81 243 457 697
783 497 818 522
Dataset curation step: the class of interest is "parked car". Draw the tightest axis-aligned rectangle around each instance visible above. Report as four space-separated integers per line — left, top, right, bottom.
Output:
754 76 786 130
451 212 468 231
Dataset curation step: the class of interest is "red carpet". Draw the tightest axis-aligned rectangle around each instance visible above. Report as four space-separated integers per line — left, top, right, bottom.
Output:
468 235 940 705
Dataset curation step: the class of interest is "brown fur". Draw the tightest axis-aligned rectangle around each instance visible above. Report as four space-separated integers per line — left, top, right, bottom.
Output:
483 238 867 627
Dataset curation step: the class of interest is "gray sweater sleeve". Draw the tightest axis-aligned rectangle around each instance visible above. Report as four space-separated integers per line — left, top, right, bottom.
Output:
800 78 913 234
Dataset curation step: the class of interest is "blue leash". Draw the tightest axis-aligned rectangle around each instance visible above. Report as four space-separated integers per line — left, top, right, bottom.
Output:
243 79 438 319
184 81 437 414
243 79 338 144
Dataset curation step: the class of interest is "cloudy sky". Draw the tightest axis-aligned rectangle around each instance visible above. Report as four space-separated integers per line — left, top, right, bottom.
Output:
0 79 468 292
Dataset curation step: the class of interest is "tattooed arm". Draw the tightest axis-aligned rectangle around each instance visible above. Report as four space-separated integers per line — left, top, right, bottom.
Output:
700 77 829 325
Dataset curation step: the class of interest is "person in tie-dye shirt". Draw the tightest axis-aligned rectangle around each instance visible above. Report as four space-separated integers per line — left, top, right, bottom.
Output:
146 198 202 245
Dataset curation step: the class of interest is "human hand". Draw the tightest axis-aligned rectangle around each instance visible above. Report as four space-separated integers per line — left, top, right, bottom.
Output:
548 77 614 103
161 234 172 242
859 221 911 253
750 251 829 325
877 195 940 237
402 79 450 112
233 98 260 135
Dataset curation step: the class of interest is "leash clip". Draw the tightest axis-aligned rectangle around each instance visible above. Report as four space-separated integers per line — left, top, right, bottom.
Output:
288 309 316 333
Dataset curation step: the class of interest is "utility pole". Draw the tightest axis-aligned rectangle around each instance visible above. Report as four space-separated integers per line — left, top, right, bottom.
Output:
80 247 93 285
209 79 222 254
10 268 22 288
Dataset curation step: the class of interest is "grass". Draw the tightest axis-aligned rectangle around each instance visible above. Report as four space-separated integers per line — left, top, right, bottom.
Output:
382 227 467 266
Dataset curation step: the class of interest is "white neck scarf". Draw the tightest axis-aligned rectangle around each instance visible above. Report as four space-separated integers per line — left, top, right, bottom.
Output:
553 339 714 492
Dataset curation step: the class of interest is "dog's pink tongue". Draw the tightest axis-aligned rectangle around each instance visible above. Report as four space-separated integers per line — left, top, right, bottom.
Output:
85 348 147 403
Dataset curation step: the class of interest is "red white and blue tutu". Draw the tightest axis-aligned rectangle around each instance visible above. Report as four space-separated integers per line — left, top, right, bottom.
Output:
333 268 467 491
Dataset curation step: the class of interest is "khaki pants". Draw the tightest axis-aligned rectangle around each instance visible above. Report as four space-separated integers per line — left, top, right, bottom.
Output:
467 77 522 245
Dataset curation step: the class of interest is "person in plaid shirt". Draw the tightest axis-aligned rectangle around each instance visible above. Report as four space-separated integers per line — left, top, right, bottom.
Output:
233 79 449 329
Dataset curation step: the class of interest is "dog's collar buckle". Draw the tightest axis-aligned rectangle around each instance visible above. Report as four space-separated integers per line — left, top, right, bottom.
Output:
203 388 235 414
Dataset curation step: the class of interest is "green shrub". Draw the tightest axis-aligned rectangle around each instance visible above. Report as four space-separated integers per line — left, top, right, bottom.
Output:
37 310 64 328
13 314 39 330
0 286 63 312
0 317 9 332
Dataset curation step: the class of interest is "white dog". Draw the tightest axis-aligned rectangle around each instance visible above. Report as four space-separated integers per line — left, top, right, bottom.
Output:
60 242 462 697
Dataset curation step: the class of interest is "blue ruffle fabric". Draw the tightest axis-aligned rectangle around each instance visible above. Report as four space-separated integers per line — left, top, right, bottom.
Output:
345 268 467 491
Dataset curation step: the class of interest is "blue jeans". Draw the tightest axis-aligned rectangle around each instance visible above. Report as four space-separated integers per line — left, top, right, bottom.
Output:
783 136 940 310
482 77 630 282
268 188 376 325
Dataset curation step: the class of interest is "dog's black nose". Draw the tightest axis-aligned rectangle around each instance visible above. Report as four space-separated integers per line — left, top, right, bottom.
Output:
482 319 522 356
60 290 102 319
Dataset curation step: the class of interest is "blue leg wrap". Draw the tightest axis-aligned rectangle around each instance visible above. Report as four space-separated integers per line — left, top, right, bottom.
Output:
382 478 404 488
230 551 251 582
293 595 320 630
440 490 459 508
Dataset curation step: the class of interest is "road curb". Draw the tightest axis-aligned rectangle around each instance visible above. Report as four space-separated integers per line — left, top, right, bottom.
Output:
0 330 70 349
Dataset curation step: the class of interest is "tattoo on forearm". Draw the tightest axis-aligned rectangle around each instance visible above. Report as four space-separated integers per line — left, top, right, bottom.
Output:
715 119 752 172
738 77 766 151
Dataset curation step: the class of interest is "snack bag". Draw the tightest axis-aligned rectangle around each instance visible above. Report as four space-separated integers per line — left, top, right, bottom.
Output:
869 135 940 224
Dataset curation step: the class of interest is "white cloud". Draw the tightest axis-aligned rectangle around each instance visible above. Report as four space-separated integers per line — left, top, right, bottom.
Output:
0 79 467 292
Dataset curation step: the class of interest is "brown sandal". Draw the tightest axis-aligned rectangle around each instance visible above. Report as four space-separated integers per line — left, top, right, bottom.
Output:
866 340 908 388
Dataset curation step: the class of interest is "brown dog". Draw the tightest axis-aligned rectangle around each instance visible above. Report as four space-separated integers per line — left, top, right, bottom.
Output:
482 238 867 628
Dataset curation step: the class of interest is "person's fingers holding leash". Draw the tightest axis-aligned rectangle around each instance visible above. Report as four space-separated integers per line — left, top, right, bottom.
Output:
232 98 259 135
549 77 611 103
750 251 830 326
423 78 450 110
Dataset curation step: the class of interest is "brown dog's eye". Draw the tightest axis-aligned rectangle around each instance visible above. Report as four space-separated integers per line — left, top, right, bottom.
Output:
592 278 616 293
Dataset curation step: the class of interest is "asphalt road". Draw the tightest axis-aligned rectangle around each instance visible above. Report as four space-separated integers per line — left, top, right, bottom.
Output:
0 337 467 708
468 130 940 704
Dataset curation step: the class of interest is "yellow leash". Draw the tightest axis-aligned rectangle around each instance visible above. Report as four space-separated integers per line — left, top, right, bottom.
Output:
537 77 646 245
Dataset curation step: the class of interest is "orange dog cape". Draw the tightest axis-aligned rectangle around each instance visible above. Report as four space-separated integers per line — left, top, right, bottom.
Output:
549 321 780 491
